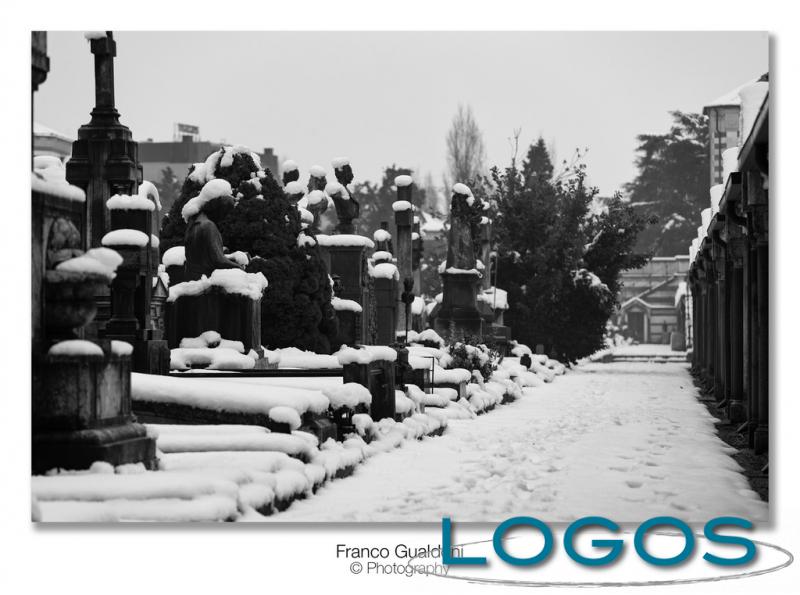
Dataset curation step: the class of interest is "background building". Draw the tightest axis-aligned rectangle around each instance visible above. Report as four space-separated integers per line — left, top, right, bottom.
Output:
33 122 72 161
615 255 690 344
703 80 753 187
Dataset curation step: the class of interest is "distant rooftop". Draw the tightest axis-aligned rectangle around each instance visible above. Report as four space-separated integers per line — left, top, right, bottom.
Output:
704 73 769 110
33 122 73 142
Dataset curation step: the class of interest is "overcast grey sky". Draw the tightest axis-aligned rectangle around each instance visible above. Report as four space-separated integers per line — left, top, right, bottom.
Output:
35 31 767 195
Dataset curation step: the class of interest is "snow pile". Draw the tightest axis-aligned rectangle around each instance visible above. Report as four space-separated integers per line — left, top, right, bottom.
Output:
372 250 393 263
284 180 305 196
162 246 186 267
269 406 302 431
738 81 768 143
466 383 502 413
181 179 233 221
167 269 268 302
138 180 162 210
336 345 397 366
417 329 445 347
325 181 345 198
373 229 392 243
701 207 713 231
432 367 472 385
297 232 317 248
111 340 133 356
226 251 249 267
179 330 225 349
106 193 155 211
170 347 255 371
32 159 86 202
331 157 350 169
154 428 316 461
323 383 372 410
84 31 107 40
392 200 412 211
395 390 416 415
275 347 342 369
158 449 304 475
38 495 240 523
722 147 739 182
312 439 364 480
309 165 326 178
370 262 399 280
411 296 425 316
101 229 149 247
297 207 314 227
709 184 725 213
478 286 508 310
304 190 325 206
510 342 532 357
331 297 362 313
452 183 471 196
48 340 104 358
132 373 329 418
444 265 482 276
394 174 413 187
282 160 299 173
55 247 123 281
316 234 375 249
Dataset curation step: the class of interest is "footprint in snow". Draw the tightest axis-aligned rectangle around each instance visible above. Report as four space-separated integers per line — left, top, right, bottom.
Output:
625 480 644 488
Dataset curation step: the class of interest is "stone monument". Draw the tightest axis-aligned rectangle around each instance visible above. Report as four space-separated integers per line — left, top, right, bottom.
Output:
434 183 484 341
32 33 155 472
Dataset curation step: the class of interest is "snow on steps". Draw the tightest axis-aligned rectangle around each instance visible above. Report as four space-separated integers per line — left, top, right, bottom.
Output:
36 347 568 521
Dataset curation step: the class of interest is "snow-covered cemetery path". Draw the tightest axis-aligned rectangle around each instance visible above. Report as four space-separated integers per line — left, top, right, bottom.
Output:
271 361 767 522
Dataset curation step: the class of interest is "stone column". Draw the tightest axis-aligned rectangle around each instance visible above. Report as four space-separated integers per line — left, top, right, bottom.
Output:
712 232 728 404
480 220 492 291
66 32 143 250
412 216 422 296
727 236 746 423
703 254 716 388
394 178 414 336
104 207 169 374
747 170 769 454
374 277 398 345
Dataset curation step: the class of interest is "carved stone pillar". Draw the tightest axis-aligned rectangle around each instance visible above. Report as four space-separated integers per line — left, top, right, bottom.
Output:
394 183 413 335
746 170 769 454
727 235 746 422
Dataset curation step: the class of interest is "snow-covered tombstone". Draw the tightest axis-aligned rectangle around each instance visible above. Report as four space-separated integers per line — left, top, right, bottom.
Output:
32 140 156 474
432 183 486 342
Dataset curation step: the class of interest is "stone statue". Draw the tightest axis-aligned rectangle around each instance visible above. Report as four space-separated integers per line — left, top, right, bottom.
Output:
183 195 242 281
446 185 478 270
331 159 360 234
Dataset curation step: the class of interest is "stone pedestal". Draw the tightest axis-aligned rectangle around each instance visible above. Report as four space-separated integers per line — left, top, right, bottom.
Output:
435 271 484 341
394 200 413 335
334 309 360 347
343 360 396 421
103 234 169 375
327 245 370 343
373 277 398 345
32 347 156 474
165 290 261 353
